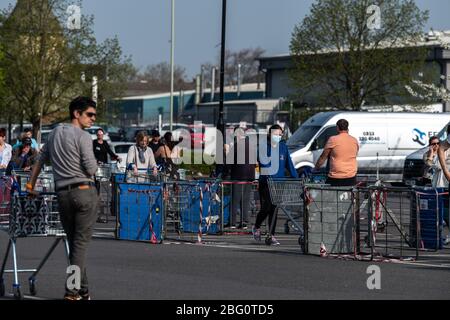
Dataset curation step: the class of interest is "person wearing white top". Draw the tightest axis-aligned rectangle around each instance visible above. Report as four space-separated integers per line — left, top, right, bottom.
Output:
126 131 157 174
423 136 449 188
0 128 12 171
437 128 450 244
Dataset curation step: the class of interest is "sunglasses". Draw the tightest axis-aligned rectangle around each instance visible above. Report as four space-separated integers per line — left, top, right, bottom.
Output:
84 112 97 118
430 142 439 146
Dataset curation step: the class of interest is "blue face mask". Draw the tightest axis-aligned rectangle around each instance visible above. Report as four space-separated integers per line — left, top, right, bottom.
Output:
271 135 282 144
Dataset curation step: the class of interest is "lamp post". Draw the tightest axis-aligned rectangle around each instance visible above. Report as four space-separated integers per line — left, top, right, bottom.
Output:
217 0 227 136
169 0 175 131
216 0 227 172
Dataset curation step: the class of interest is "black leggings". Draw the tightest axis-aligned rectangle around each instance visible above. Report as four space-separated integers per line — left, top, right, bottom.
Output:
255 181 277 236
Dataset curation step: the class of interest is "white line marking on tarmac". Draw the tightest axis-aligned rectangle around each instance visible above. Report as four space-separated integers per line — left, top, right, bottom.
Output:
182 242 450 267
188 242 301 253
394 261 450 269
4 293 47 300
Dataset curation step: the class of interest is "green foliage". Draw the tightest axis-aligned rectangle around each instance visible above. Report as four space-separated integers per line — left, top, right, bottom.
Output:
0 0 135 133
289 0 429 110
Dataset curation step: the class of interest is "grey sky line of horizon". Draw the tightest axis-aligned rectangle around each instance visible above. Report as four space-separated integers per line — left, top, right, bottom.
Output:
1 0 449 79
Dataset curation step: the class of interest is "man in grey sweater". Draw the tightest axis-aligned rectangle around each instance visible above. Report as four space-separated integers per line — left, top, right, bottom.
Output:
28 97 99 300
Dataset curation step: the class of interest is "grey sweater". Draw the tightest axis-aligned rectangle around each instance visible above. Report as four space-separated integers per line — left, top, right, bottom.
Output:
40 124 98 189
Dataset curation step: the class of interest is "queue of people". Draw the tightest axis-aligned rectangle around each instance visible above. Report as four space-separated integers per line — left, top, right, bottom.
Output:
4 101 450 300
0 128 39 174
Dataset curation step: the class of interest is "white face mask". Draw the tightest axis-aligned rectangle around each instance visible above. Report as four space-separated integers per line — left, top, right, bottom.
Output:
271 135 282 144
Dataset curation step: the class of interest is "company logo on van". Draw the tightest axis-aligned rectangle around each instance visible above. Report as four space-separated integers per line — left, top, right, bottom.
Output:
412 129 427 146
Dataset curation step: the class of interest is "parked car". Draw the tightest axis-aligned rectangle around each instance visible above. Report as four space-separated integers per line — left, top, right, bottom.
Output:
124 127 151 142
109 142 135 172
188 123 214 149
287 111 450 182
99 125 125 142
403 122 450 185
160 123 190 142
84 126 111 143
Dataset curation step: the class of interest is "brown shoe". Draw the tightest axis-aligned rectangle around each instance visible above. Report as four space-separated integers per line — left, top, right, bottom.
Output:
80 291 91 300
64 294 81 301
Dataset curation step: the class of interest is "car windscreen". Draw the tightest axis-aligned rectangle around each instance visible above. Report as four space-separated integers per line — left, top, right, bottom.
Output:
114 145 132 153
86 128 101 135
437 123 449 141
163 125 187 131
287 126 321 146
190 126 205 134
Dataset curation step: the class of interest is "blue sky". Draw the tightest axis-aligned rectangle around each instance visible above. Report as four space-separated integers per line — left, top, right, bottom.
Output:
1 0 449 78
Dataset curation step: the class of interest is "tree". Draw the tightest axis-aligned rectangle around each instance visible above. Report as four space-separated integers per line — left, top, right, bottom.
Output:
289 0 430 110
0 0 134 137
136 62 192 92
202 47 266 88
405 31 450 106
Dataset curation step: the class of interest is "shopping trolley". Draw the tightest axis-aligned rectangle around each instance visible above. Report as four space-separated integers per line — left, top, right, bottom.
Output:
0 192 69 299
267 178 305 248
95 164 113 223
164 182 191 237
125 169 165 184
10 170 55 194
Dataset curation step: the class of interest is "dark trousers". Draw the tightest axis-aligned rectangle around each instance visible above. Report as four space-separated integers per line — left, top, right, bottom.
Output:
57 187 98 295
231 183 252 225
326 176 357 187
255 180 277 235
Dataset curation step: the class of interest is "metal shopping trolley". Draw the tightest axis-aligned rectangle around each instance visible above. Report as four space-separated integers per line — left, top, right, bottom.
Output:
95 164 113 223
267 178 305 249
164 182 191 237
0 192 69 299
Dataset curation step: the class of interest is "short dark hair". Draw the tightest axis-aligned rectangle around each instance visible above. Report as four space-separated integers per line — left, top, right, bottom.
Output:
269 124 283 136
163 132 173 142
22 137 32 146
151 129 160 137
96 128 104 134
0 128 6 137
429 136 439 145
69 96 97 120
336 119 349 131
24 128 32 133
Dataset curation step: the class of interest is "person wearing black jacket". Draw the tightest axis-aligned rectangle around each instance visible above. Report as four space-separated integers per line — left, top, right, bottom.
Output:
149 129 164 154
93 128 121 164
226 127 256 229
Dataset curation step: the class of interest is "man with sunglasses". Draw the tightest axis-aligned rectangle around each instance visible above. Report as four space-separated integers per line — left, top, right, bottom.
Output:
28 96 99 300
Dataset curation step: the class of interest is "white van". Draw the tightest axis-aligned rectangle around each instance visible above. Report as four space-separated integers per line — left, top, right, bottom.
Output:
287 112 450 182
403 122 450 185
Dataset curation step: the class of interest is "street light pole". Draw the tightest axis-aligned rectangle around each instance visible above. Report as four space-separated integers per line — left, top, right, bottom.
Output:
170 0 175 132
218 0 227 135
216 0 227 172
217 0 227 138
